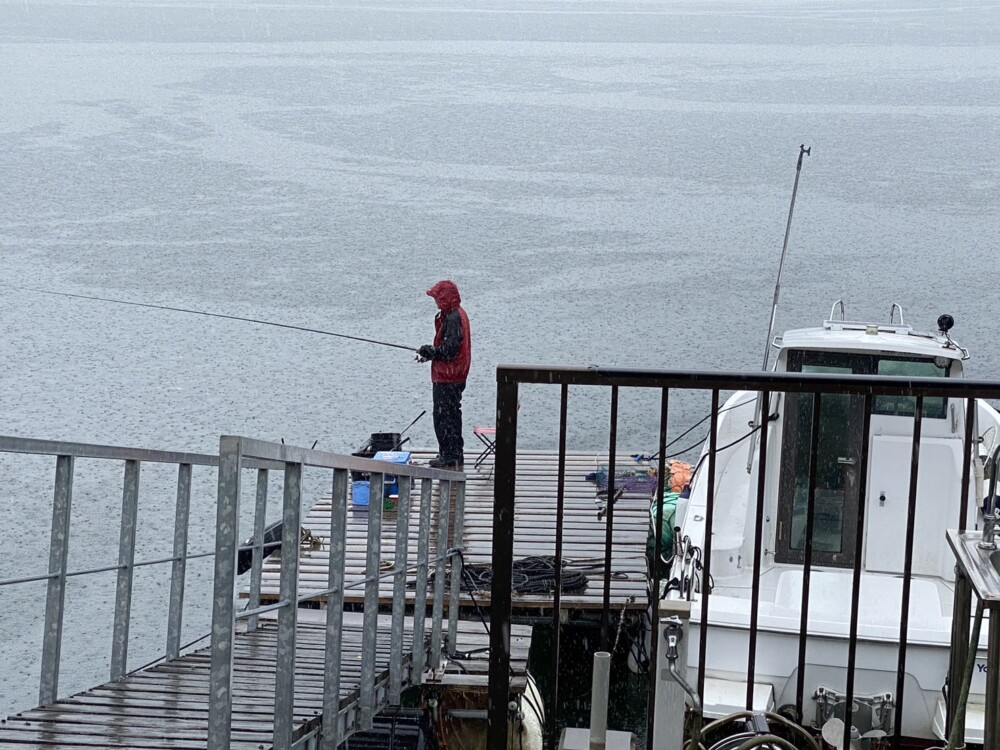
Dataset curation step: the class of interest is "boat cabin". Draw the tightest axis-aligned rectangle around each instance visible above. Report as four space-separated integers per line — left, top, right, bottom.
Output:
763 309 970 579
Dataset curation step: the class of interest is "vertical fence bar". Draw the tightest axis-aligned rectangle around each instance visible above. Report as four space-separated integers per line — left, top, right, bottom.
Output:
359 471 385 731
389 475 413 704
985 606 1000 750
447 478 466 653
272 461 303 750
746 390 770 710
488 376 519 750
843 393 873 747
411 477 434 684
959 397 976 532
946 570 973 744
38 454 75 705
892 396 924 750
430 479 452 670
795 392 823 717
247 467 269 633
208 436 243 750
111 459 140 681
646 387 669 750
551 384 569 750
601 385 619 651
321 468 349 750
697 390 720 704
166 463 192 661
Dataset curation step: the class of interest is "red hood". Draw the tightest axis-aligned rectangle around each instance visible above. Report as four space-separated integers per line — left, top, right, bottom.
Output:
427 280 461 313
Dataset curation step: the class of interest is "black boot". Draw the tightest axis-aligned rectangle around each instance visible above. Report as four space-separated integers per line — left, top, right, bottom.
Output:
429 456 463 469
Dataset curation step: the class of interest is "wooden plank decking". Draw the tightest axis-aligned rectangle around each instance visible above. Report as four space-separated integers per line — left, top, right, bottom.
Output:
256 450 653 612
0 612 532 749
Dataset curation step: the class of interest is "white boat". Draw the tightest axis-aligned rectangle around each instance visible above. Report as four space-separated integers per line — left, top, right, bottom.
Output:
666 303 1000 744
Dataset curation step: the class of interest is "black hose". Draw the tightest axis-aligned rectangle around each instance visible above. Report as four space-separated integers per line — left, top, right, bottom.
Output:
647 397 757 461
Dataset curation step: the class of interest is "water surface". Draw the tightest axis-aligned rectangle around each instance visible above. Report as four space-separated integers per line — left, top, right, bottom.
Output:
2 0 998 721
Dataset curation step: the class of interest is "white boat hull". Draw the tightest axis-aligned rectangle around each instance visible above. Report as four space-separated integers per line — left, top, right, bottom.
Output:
685 616 987 741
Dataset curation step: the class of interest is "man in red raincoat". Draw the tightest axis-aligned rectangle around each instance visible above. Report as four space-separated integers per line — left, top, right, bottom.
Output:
418 280 472 469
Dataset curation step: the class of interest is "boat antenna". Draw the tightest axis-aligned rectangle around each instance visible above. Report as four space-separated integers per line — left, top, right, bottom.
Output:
3 285 419 352
760 143 810 373
747 144 810 473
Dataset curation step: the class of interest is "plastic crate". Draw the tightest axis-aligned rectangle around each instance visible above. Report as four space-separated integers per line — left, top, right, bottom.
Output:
374 451 411 496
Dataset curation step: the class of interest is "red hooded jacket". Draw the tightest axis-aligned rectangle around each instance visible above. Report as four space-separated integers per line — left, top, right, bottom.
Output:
426 280 472 384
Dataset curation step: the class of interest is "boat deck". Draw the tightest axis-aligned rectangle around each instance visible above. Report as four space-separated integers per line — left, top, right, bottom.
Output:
0 611 531 749
254 450 653 613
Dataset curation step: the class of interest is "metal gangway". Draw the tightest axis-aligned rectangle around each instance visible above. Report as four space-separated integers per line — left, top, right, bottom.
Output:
0 434 467 749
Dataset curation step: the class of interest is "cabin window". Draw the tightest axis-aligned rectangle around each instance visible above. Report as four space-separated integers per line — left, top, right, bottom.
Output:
785 350 949 418
872 358 948 419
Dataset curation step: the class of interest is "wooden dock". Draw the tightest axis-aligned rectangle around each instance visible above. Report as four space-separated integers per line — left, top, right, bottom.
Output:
0 612 532 749
257 450 653 613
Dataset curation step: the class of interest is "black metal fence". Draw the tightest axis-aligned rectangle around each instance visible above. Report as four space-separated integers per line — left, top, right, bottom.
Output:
485 366 1000 750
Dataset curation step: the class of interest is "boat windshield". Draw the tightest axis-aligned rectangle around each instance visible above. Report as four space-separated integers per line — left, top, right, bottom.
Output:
786 350 949 419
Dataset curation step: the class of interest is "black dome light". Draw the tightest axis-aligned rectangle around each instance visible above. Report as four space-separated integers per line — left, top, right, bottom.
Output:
937 314 955 333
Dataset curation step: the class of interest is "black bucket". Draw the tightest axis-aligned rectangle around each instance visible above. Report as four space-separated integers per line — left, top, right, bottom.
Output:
351 432 403 481
353 431 403 459
369 432 403 454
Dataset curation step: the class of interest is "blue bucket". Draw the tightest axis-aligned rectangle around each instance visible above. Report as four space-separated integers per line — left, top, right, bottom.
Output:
352 480 370 508
374 451 410 499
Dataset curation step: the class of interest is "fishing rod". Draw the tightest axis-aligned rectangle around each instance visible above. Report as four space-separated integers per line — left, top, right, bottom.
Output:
4 285 419 352
747 144 811 473
391 410 427 451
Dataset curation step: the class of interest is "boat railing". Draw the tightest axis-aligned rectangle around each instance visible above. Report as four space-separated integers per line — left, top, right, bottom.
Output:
485 366 1000 750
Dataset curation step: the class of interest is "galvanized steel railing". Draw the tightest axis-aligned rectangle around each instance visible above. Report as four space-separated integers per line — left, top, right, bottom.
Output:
485 367 1000 750
207 436 466 750
0 435 265 706
1 434 466 749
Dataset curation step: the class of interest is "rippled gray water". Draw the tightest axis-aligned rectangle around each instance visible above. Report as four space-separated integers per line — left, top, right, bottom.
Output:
2 0 998 721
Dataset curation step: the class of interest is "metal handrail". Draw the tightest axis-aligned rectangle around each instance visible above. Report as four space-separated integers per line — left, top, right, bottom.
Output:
208 436 466 750
231 435 465 479
3 431 467 749
0 437 229 706
891 303 905 325
0 433 278 469
497 364 1000 397
486 365 1000 750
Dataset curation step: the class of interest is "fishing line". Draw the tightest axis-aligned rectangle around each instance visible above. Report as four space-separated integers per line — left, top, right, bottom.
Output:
4 284 418 352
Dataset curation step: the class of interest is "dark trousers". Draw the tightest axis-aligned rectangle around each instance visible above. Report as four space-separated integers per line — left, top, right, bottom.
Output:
432 382 466 462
